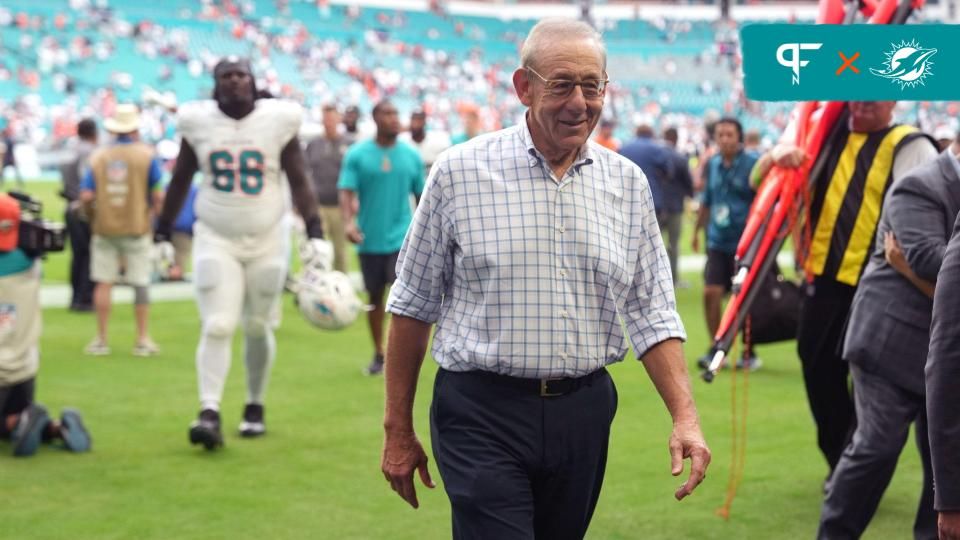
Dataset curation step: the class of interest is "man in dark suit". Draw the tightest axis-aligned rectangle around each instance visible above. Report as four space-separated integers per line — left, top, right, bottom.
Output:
620 124 673 221
817 143 960 539
927 210 960 540
60 118 98 312
660 127 694 287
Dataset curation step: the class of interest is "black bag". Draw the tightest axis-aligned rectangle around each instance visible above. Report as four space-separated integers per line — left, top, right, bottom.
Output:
746 267 801 344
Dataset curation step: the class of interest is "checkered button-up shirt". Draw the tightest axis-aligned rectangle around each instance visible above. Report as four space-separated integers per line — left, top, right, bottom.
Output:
386 119 686 378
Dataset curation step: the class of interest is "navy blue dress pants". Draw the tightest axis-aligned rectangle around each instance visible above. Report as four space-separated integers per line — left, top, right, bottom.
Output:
430 367 618 540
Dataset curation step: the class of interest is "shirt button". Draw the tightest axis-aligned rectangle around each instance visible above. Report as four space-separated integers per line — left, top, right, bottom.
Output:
559 351 568 360
559 269 567 278
559 310 568 318
558 225 566 233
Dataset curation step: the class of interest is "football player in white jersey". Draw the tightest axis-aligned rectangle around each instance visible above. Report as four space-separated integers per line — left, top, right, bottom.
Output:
156 58 331 450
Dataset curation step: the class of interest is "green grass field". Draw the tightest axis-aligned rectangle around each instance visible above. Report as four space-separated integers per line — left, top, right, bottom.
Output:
2 182 924 539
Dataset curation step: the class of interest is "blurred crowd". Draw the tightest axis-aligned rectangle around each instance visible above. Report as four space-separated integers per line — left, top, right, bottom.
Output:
4 0 956 173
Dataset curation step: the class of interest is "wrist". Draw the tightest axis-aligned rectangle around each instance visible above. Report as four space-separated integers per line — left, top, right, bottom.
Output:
155 220 172 239
672 416 701 431
671 403 701 427
304 215 324 239
384 421 415 436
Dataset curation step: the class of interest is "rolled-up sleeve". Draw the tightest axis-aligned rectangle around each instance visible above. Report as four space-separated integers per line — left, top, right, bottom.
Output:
386 162 455 323
622 177 687 359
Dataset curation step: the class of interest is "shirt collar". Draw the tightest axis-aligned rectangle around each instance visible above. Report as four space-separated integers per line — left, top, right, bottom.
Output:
717 149 744 169
520 114 595 172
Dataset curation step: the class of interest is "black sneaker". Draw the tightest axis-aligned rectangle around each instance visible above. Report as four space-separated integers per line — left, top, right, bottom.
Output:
189 409 223 451
12 404 51 457
364 354 385 376
238 404 266 438
59 408 92 452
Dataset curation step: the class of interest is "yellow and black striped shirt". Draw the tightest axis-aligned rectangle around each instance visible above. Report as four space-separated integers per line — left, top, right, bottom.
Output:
806 111 934 286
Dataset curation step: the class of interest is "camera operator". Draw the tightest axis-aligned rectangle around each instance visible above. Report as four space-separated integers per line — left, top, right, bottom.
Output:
0 193 91 456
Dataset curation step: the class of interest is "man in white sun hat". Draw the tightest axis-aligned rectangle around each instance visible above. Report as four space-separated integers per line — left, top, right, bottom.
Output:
79 103 164 357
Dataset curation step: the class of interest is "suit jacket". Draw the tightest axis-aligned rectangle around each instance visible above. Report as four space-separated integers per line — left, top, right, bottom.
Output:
843 149 960 395
659 147 694 214
619 136 673 213
926 210 960 511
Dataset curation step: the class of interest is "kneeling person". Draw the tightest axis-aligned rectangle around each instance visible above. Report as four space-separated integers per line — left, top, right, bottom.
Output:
0 195 91 456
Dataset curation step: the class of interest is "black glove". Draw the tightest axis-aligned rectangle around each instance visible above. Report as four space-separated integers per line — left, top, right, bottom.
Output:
154 220 172 244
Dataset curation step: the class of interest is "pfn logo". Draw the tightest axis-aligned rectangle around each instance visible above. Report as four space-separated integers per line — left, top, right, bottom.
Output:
776 43 823 85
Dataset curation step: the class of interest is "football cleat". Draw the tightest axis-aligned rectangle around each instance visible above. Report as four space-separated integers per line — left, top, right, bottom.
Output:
238 404 266 438
189 409 223 451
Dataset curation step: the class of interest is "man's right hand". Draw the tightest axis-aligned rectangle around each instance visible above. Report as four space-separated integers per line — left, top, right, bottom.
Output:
382 429 436 509
670 420 711 501
346 222 364 244
941 511 960 540
691 233 700 253
884 231 909 275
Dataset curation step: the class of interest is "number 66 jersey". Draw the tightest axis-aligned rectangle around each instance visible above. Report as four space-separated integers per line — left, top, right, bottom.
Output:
177 98 302 238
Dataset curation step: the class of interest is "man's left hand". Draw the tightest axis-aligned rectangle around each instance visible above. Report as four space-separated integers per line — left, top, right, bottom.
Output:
669 421 711 500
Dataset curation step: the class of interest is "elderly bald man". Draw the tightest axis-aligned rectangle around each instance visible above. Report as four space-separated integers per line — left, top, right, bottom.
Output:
380 18 710 540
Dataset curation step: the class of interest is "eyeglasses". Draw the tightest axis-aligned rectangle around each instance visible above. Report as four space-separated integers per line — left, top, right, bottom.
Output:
525 67 609 99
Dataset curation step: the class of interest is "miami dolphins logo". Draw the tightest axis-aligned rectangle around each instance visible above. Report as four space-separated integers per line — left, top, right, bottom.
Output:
870 39 937 89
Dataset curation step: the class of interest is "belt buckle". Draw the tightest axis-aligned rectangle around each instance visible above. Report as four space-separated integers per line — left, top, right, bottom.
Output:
540 378 563 397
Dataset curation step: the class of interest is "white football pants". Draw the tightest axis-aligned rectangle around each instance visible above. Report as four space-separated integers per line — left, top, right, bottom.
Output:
192 221 289 411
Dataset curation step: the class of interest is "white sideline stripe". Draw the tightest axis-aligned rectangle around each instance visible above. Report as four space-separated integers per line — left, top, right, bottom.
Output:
40 281 195 308
678 252 794 272
39 271 367 308
39 253 795 308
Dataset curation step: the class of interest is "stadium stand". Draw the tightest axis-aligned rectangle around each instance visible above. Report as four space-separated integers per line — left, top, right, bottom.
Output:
0 0 956 169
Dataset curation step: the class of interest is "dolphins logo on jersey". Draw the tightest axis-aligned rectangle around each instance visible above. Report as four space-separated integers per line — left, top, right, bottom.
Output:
870 40 937 90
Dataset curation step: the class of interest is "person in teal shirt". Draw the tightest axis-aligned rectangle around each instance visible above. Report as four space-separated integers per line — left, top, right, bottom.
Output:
691 117 760 370
339 100 425 375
